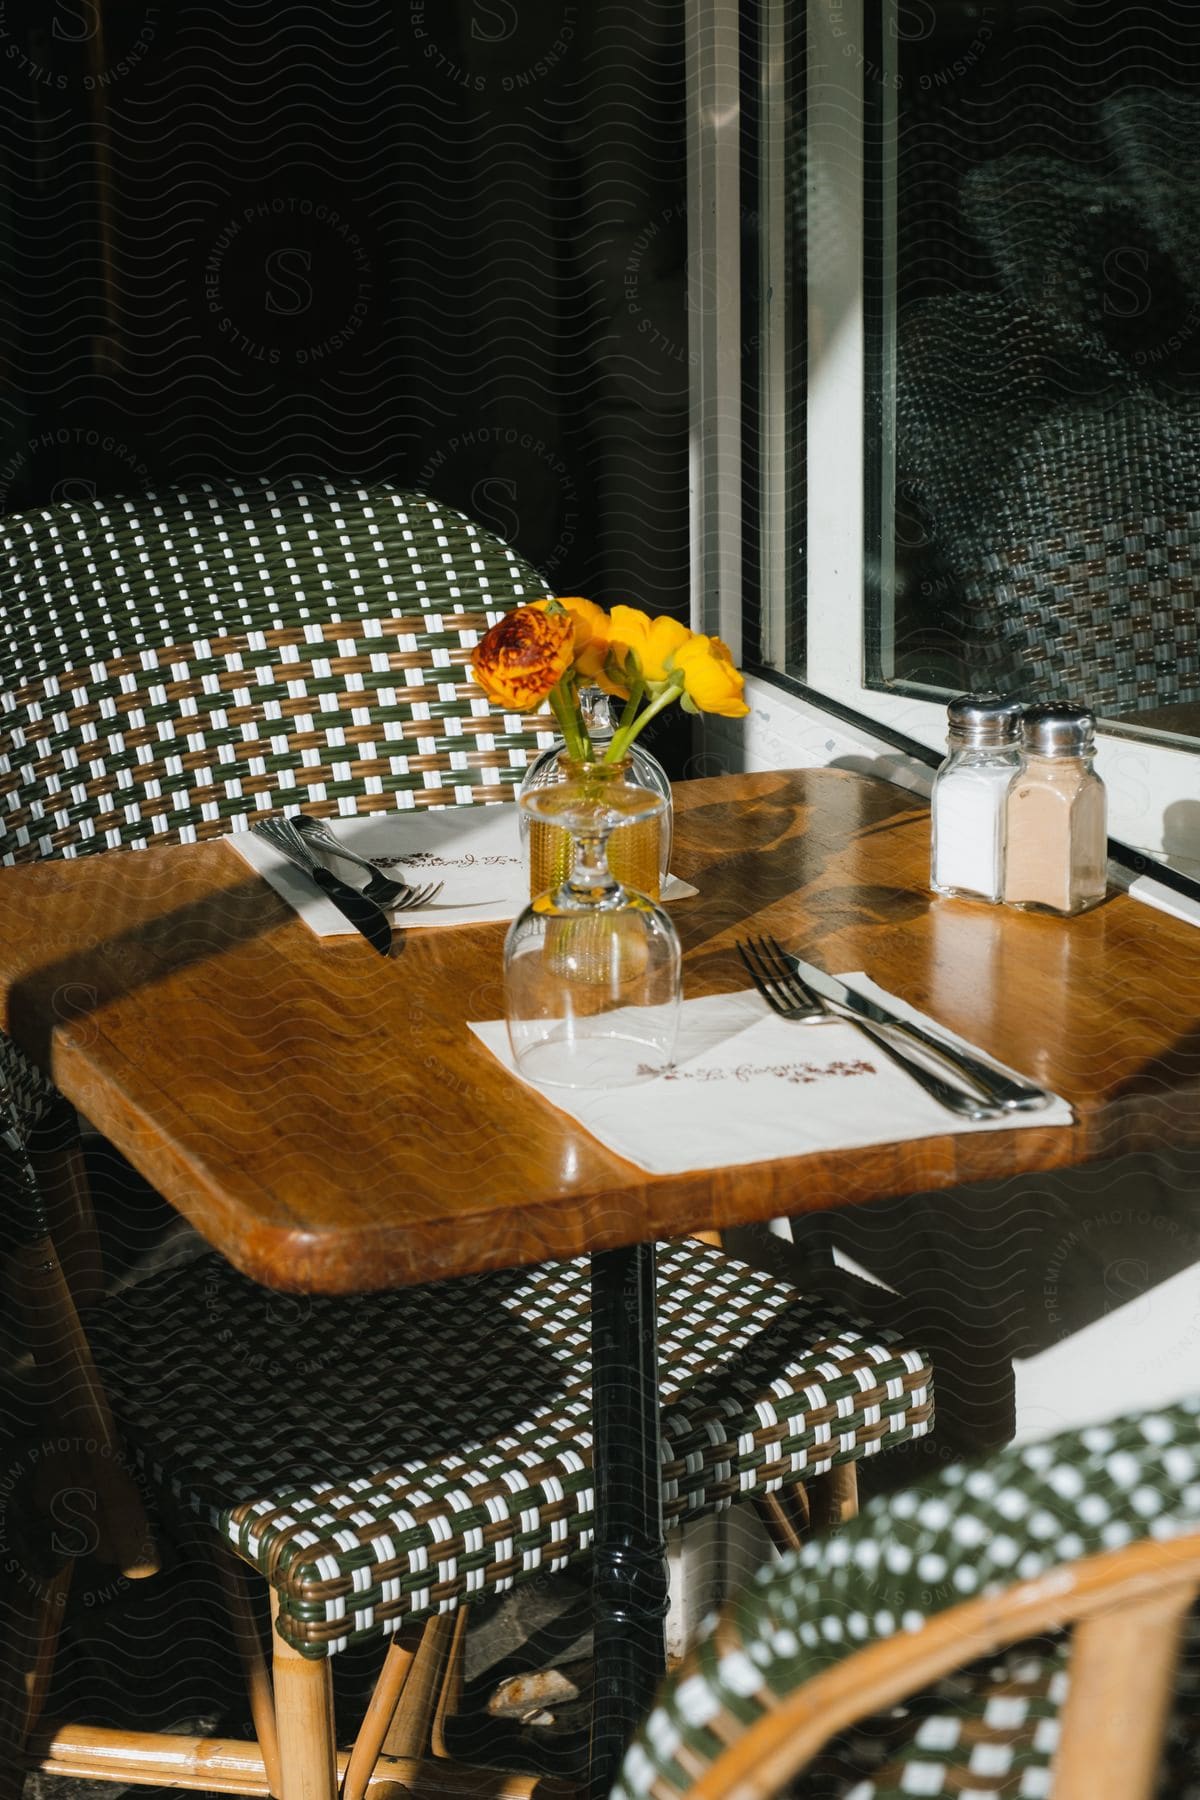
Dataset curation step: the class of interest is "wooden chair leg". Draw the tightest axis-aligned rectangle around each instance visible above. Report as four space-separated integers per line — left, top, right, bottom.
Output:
271 1595 338 1800
16 1558 73 1746
214 1545 281 1797
342 1629 420 1800
753 1490 808 1554
750 1471 856 1554
381 1613 459 1761
0 1555 73 1795
429 1610 468 1759
808 1463 858 1532
11 1227 159 1580
29 1103 105 1317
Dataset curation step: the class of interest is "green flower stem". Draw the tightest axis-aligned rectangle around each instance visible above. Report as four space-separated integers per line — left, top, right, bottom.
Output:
549 680 589 762
618 678 645 738
604 682 682 763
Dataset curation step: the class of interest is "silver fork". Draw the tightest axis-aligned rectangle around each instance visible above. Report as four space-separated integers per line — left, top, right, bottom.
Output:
292 815 444 910
737 937 826 1023
736 935 1007 1122
261 818 443 913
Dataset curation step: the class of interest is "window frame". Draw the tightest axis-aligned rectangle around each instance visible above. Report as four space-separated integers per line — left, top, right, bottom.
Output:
695 0 1200 868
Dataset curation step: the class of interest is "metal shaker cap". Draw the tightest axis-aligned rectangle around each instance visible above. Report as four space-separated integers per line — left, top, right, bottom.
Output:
945 693 1024 747
1019 702 1096 756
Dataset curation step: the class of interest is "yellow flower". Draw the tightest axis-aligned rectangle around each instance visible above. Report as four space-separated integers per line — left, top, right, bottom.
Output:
671 633 751 717
532 596 611 681
471 605 573 711
606 606 693 690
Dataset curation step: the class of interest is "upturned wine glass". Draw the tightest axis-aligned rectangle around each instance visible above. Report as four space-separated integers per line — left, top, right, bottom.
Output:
503 760 681 1089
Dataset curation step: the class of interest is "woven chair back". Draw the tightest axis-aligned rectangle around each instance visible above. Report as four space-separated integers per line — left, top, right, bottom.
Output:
615 1398 1200 1800
0 477 556 862
1102 89 1200 321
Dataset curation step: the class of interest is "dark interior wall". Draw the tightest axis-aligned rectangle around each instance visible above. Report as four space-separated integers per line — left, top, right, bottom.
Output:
0 0 690 620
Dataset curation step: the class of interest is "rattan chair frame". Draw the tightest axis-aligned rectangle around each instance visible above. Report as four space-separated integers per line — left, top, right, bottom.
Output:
672 1535 1200 1800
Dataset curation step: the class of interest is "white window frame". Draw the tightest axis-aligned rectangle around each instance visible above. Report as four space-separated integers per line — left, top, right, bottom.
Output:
689 0 1200 868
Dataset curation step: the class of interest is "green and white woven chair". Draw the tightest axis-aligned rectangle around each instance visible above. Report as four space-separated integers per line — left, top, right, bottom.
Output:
0 477 936 1799
0 1052 934 1800
0 474 561 1301
0 472 564 1438
616 1398 1200 1800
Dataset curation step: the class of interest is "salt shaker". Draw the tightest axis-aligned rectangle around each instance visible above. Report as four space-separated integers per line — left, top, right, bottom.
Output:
930 694 1024 902
1003 703 1107 916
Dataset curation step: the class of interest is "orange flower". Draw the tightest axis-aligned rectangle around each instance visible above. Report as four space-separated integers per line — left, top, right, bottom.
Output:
532 596 611 681
471 595 751 762
471 606 573 711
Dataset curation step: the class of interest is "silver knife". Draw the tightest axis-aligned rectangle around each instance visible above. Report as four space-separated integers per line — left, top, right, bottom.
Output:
784 954 1052 1112
252 819 393 957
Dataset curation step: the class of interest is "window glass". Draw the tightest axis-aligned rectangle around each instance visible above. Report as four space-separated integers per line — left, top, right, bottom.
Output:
876 0 1200 753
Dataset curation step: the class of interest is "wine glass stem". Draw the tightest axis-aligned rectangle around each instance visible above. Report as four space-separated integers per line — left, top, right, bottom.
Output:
564 827 622 906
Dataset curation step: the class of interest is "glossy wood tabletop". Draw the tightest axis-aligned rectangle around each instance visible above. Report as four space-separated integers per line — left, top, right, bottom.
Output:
1 768 1198 1294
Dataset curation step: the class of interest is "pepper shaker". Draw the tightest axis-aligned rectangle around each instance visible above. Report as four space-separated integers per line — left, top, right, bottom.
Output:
930 694 1024 902
1003 703 1107 915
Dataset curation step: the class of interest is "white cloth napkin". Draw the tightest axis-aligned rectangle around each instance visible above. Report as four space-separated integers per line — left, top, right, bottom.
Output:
469 976 1074 1174
227 805 696 934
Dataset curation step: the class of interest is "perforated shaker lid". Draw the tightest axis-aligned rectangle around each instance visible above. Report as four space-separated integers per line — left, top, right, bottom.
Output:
945 693 1025 746
1019 702 1096 756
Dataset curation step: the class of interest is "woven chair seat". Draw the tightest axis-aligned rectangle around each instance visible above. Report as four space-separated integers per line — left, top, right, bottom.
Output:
90 1240 933 1659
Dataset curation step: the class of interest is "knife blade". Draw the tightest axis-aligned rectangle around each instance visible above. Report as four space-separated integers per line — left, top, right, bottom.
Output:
306 865 394 957
784 953 1051 1112
254 821 394 957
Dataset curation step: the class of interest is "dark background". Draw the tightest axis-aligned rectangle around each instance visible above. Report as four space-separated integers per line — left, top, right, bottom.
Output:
0 0 691 624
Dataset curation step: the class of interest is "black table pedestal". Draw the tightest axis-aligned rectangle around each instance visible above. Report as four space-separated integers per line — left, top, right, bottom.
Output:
588 1242 669 1800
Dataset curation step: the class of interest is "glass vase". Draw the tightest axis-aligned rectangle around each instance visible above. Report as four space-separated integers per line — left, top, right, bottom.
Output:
504 759 682 1089
517 689 673 898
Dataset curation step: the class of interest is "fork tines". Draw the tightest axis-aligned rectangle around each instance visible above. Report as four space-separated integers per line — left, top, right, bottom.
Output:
736 935 825 1022
392 881 444 913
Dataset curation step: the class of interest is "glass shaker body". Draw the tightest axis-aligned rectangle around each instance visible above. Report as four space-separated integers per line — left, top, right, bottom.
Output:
1004 710 1107 916
929 693 1025 903
930 743 1022 902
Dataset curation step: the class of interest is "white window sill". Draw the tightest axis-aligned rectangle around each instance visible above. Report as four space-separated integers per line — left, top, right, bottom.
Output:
700 675 1200 930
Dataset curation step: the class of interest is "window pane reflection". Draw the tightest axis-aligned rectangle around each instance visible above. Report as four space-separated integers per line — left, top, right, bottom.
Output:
880 1 1200 750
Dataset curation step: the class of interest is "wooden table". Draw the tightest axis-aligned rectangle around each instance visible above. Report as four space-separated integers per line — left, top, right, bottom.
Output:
3 766 1200 1791
4 767 1198 1293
